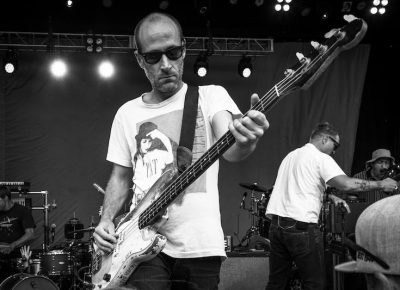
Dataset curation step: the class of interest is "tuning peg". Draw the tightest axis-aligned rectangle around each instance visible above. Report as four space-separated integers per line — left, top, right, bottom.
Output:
311 41 320 50
343 14 357 23
311 41 327 53
296 52 305 62
324 28 339 39
284 68 294 76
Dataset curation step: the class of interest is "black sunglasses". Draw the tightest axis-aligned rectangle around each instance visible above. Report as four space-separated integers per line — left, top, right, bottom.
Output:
137 45 185 65
343 237 390 270
327 135 340 151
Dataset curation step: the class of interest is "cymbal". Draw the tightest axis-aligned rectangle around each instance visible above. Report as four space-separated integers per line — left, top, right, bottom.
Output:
69 227 95 234
239 182 268 192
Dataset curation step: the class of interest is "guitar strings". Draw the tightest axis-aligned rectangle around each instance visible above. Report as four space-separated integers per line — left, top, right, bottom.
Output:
116 35 342 240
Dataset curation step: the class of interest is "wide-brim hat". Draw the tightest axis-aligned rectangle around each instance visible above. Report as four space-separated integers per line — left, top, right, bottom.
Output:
135 122 158 142
366 148 395 165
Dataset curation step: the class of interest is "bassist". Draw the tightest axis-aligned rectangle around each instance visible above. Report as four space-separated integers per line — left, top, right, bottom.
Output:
93 12 269 290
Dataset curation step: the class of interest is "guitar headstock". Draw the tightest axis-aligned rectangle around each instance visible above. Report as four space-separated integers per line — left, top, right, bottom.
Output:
284 15 367 91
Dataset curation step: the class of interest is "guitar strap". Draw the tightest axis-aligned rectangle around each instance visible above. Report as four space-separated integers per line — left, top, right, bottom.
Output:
177 86 199 172
179 85 199 151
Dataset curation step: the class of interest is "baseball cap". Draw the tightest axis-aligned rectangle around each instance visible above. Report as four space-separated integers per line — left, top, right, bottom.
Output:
335 195 400 275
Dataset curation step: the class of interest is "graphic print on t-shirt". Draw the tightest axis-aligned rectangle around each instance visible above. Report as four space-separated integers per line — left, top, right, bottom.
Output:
132 108 206 206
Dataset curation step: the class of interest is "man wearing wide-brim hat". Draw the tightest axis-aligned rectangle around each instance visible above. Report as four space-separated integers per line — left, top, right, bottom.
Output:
352 148 399 203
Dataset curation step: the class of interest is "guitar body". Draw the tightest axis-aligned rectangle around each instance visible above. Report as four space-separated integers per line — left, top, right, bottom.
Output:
91 168 178 289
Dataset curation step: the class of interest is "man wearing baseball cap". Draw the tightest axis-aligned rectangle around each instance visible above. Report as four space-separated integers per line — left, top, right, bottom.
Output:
352 148 399 202
335 195 400 289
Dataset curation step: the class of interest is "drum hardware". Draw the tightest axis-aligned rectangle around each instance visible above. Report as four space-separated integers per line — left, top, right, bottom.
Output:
237 182 271 251
64 217 85 240
239 182 268 192
21 190 57 252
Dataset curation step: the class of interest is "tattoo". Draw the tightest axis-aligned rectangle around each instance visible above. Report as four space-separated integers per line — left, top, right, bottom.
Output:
354 180 372 191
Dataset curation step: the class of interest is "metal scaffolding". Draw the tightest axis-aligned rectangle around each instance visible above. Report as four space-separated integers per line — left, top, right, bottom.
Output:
0 31 274 56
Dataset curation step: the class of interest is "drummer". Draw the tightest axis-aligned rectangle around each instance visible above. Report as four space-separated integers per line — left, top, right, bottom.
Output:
0 186 36 282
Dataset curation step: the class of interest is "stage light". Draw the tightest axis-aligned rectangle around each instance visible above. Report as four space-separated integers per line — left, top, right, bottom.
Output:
50 59 67 78
3 49 18 74
66 0 73 7
381 0 388 5
238 56 252 78
283 4 290 11
370 6 378 14
194 54 208 77
275 4 282 11
372 0 380 5
98 60 115 79
86 35 104 53
378 7 385 13
285 0 292 3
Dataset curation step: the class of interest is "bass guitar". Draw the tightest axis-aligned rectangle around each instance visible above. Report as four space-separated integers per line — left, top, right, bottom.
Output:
91 15 368 289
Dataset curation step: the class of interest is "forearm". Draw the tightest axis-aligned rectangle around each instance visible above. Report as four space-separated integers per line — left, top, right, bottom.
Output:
223 141 257 162
343 178 382 192
101 178 130 222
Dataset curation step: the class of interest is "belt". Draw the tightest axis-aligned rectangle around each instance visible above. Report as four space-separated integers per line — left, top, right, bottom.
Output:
271 214 317 230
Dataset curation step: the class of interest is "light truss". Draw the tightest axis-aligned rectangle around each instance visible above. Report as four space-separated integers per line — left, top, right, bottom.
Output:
0 31 273 56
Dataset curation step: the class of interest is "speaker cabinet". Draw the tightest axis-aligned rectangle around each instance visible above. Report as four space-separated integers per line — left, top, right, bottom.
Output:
219 254 269 290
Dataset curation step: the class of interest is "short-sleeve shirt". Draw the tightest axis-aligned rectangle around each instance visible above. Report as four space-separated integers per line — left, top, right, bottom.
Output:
266 143 345 223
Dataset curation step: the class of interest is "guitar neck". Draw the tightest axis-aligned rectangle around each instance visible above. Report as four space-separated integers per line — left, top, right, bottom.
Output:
138 17 368 228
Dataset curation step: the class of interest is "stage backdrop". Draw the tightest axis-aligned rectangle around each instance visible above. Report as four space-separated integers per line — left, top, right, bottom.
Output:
0 42 370 249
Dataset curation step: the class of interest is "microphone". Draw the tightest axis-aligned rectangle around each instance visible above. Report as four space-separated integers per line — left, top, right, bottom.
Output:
93 183 106 194
240 192 247 209
50 223 56 243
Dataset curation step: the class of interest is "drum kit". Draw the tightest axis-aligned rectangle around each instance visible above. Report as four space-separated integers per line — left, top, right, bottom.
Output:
237 182 273 251
0 219 95 290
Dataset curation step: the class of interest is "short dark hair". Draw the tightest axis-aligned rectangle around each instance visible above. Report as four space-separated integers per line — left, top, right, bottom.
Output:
310 122 339 140
0 186 11 199
134 12 184 52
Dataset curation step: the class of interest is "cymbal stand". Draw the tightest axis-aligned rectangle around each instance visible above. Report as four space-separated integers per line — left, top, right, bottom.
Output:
26 191 57 252
239 189 261 246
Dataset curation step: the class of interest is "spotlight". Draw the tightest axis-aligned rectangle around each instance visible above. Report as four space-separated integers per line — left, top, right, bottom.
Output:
378 7 385 13
98 60 115 79
372 0 380 5
194 54 208 77
3 49 18 74
238 56 252 78
86 35 104 53
66 0 73 7
50 59 67 78
275 4 282 11
283 4 290 11
381 0 388 5
370 6 378 14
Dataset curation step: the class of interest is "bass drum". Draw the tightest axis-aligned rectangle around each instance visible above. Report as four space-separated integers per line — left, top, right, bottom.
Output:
0 273 59 290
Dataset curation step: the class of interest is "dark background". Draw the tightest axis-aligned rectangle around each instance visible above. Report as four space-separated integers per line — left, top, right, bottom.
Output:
1 0 399 259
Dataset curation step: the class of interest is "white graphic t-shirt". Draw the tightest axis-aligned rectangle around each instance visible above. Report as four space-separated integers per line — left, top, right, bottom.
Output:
107 83 241 258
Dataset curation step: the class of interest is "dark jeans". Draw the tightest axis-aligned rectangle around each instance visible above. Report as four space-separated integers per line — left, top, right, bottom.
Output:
266 215 324 290
126 252 222 290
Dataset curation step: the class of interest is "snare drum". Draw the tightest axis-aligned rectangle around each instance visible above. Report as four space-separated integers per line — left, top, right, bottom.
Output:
0 273 59 290
40 250 72 276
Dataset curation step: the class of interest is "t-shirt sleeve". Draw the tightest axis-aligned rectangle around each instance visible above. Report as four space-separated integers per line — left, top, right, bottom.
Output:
320 154 346 183
201 85 242 123
106 110 133 167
